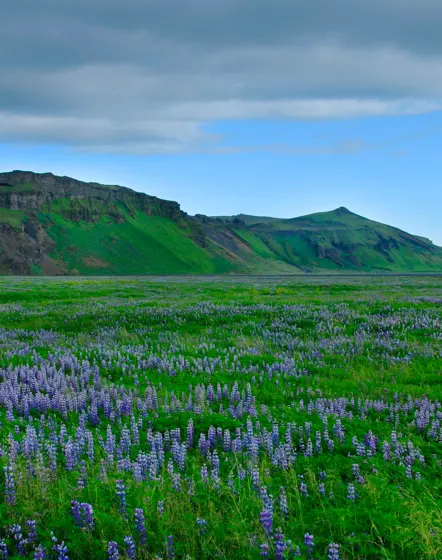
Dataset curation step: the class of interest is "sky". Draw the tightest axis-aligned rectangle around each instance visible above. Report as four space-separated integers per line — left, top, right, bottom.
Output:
1 0 441 244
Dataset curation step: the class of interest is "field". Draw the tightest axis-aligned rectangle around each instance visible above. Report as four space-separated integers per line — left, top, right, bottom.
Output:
0 276 441 559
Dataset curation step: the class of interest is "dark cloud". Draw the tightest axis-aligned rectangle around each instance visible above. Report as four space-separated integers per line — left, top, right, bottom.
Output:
1 0 441 152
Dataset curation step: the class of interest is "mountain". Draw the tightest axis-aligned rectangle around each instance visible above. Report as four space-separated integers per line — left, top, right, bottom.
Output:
221 207 442 272
0 170 441 275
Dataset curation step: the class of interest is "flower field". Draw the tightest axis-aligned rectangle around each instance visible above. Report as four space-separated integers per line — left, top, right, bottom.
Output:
0 276 441 559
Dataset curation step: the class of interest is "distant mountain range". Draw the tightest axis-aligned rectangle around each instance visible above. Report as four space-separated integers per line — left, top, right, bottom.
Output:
0 170 441 275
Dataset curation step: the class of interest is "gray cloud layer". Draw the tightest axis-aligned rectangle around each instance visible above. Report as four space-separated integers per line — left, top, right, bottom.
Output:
2 0 442 153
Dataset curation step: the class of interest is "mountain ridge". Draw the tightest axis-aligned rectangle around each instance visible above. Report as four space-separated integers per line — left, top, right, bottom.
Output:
0 170 441 275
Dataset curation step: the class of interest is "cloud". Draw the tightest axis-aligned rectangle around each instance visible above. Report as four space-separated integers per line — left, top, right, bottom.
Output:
1 0 442 153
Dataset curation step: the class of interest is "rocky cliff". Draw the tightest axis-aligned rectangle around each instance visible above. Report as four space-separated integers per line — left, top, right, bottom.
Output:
0 171 182 220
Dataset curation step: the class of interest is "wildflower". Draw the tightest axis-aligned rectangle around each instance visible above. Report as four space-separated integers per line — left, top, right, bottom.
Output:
134 508 147 545
304 533 314 554
26 520 37 543
52 541 69 560
259 542 270 557
279 487 289 517
196 518 207 536
274 528 286 560
347 483 357 501
300 482 309 498
124 536 135 560
260 507 273 538
34 545 47 560
116 480 127 517
166 536 175 559
108 541 119 560
10 525 26 556
328 543 340 560
4 465 16 506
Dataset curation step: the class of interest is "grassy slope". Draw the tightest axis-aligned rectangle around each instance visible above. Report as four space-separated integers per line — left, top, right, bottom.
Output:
40 206 236 275
247 208 442 272
0 208 26 228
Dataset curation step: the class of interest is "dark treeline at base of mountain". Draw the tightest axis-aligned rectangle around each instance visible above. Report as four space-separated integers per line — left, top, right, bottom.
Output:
0 170 441 275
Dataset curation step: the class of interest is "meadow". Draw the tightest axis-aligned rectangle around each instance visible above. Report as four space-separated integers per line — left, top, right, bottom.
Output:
0 276 441 559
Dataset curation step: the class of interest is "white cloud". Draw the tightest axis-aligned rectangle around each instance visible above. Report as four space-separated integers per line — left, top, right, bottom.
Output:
1 2 442 153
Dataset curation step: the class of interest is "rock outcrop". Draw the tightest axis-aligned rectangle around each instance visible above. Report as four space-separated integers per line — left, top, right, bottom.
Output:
0 171 182 220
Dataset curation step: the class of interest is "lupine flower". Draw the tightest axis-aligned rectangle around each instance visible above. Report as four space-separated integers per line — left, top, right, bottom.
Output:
347 483 357 501
134 508 147 545
52 541 69 560
274 528 286 560
26 520 37 543
196 518 207 536
4 465 16 506
300 481 309 498
34 546 47 560
259 542 270 557
71 501 82 526
328 543 340 560
124 536 135 560
279 487 289 517
0 541 8 559
260 507 273 538
108 541 119 560
304 533 314 554
166 535 175 559
10 524 26 556
116 480 127 517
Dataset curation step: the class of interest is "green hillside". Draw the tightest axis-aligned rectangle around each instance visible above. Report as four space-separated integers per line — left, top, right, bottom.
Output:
236 207 442 272
0 171 441 275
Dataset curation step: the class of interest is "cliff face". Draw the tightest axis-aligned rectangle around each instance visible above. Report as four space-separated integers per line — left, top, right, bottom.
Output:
0 171 182 220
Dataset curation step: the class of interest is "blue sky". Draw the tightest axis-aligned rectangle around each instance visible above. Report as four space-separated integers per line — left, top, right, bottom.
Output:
1 0 442 244
2 111 441 243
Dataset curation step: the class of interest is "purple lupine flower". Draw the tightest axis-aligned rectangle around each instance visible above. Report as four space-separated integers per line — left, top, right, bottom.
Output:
108 541 119 560
304 533 314 554
33 545 46 560
26 520 37 543
347 483 357 501
300 482 309 498
279 487 289 517
166 535 175 559
123 536 135 560
52 541 69 560
259 542 270 557
10 524 25 556
328 543 340 560
157 500 165 515
81 503 94 529
0 541 8 559
196 518 207 536
186 419 194 449
260 507 273 538
116 480 127 517
134 508 147 545
274 528 286 560
4 465 16 506
201 464 209 483
71 501 82 526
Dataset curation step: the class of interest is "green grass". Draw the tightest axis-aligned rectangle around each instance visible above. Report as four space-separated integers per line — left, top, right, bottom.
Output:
0 277 441 558
0 208 26 228
41 208 232 275
0 182 35 193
